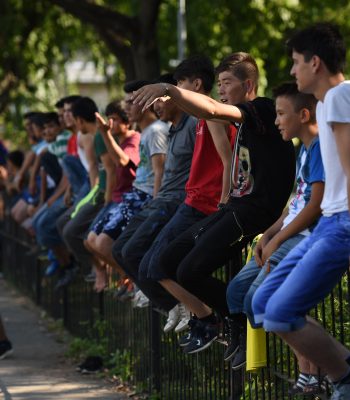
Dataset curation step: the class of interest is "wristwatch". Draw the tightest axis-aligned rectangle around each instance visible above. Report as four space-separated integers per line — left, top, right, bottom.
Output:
161 82 170 97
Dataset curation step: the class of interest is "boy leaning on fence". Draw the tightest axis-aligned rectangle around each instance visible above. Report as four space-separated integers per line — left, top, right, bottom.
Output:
250 22 350 400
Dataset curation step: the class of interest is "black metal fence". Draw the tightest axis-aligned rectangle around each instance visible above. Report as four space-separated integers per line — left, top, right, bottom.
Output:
1 215 349 400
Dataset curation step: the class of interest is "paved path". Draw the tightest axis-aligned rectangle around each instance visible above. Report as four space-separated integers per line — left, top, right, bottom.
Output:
0 279 128 400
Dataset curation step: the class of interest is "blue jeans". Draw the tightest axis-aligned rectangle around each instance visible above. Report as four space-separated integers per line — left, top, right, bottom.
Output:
252 212 350 332
226 234 305 327
139 203 207 281
62 155 89 201
33 196 67 247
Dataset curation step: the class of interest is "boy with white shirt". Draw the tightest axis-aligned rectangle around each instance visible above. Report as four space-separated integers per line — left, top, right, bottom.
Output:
251 23 350 400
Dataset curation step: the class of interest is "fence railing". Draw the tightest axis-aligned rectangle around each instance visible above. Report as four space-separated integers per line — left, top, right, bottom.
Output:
1 215 348 399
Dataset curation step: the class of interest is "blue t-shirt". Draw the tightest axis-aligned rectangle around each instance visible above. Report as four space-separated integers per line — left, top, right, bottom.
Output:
282 136 324 235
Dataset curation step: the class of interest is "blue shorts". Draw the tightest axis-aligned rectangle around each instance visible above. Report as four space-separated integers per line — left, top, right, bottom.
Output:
252 212 350 332
226 233 305 327
91 187 152 240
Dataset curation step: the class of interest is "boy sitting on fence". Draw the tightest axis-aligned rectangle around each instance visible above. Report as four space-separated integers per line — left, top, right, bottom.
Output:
251 22 350 400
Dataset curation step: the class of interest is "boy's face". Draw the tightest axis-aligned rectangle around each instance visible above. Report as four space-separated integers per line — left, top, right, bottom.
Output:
75 116 87 134
290 50 315 94
275 96 302 141
63 103 76 129
44 121 60 143
106 113 128 135
124 93 142 123
153 97 177 123
217 71 247 105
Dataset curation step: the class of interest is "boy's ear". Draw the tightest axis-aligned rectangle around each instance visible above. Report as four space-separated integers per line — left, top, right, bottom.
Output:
300 108 310 123
193 78 202 91
244 79 255 95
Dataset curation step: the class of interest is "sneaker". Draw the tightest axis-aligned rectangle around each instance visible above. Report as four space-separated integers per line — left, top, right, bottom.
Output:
55 266 77 290
231 329 246 370
45 260 60 277
0 340 13 360
331 382 350 399
223 317 240 362
134 291 149 308
84 272 96 283
174 304 190 333
163 305 180 333
76 356 103 374
183 320 219 354
178 318 199 347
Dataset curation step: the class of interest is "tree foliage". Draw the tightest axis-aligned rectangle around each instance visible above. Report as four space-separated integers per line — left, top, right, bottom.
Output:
2 0 350 145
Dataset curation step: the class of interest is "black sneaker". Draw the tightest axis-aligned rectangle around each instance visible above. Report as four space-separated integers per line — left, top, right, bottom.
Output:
76 356 103 374
178 318 199 347
183 320 218 354
0 340 13 360
223 317 240 362
55 267 77 290
231 330 246 370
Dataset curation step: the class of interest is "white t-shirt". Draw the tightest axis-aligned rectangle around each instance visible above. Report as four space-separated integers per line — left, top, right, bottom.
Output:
316 81 350 215
77 131 90 172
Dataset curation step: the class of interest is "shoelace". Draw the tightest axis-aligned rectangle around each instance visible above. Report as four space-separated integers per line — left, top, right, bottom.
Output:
178 303 189 320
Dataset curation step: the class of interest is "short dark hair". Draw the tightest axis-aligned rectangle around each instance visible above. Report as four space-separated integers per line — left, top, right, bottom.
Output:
124 80 151 93
72 97 98 122
216 52 259 92
43 112 60 126
7 150 24 169
105 100 128 123
55 97 67 109
173 55 215 93
31 112 47 128
273 82 317 123
64 95 82 106
23 111 37 121
286 22 346 74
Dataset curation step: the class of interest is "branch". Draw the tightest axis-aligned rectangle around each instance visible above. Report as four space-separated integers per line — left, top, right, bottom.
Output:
50 0 136 40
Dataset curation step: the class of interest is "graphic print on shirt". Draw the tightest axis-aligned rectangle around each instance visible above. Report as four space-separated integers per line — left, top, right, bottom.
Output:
232 144 254 197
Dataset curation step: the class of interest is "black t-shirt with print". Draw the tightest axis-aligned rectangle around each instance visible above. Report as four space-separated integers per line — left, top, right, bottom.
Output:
229 97 295 222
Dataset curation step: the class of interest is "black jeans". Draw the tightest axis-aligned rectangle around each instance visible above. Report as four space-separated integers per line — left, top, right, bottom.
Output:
158 202 272 317
112 198 180 312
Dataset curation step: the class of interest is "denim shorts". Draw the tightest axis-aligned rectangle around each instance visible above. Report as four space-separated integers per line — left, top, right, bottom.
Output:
252 212 350 332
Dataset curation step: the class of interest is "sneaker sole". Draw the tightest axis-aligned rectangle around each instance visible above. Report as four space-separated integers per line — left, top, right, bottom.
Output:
232 360 246 371
224 346 239 362
185 336 218 354
0 349 13 360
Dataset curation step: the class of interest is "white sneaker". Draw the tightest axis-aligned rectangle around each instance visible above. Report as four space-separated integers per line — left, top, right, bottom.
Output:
136 291 150 308
174 303 191 333
163 304 180 333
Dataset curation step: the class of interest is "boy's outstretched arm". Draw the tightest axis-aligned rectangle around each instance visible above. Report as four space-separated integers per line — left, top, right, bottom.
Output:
132 84 244 123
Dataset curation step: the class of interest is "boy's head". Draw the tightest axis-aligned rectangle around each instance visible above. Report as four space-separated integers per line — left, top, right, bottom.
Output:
273 82 317 141
23 112 37 136
30 112 46 140
43 112 61 143
215 52 259 105
55 97 67 130
173 55 215 93
105 100 129 136
63 95 82 130
7 150 24 174
72 97 98 134
123 80 152 124
153 73 180 123
287 23 346 93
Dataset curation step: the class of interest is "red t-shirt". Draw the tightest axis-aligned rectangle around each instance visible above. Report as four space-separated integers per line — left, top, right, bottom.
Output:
112 131 141 202
184 120 236 215
67 132 78 156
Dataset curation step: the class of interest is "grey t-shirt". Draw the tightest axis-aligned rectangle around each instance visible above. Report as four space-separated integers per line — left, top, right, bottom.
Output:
157 113 197 201
133 119 169 195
